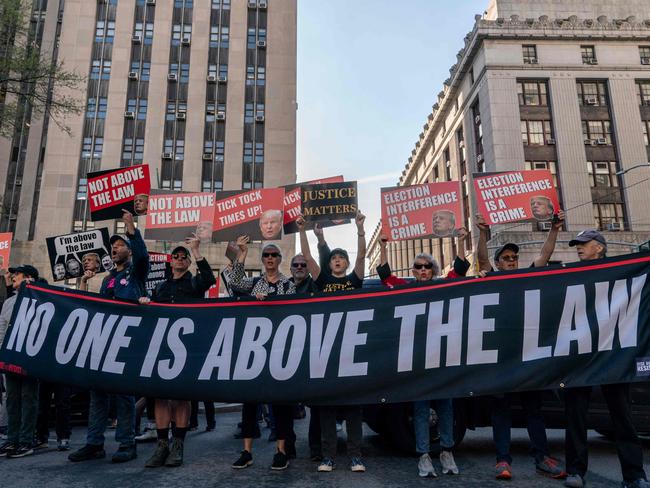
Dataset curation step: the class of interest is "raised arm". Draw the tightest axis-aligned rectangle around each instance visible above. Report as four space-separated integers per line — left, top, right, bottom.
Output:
353 210 366 280
297 216 320 281
229 235 255 292
122 210 149 281
533 210 564 267
187 234 216 293
448 227 471 277
314 224 331 274
475 213 492 272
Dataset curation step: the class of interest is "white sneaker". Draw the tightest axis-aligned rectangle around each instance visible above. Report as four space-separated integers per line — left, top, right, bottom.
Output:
440 450 459 475
418 453 437 478
135 426 157 442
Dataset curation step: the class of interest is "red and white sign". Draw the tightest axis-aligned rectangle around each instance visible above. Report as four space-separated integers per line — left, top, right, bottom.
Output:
87 164 151 221
205 276 221 299
473 170 560 225
381 182 463 241
0 232 12 269
145 191 215 242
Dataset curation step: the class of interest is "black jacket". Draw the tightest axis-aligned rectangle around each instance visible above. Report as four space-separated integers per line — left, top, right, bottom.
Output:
153 258 216 303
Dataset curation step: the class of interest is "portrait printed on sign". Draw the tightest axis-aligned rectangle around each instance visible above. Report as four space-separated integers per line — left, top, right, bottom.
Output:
529 195 554 221
259 209 283 240
134 193 149 216
45 228 112 281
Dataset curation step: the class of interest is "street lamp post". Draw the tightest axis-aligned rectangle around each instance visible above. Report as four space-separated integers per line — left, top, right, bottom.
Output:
615 163 650 176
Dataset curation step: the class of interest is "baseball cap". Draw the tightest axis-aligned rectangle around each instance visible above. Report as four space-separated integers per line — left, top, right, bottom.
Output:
171 245 191 257
569 229 607 247
262 243 282 256
329 248 349 262
109 234 131 249
8 264 39 280
494 243 519 262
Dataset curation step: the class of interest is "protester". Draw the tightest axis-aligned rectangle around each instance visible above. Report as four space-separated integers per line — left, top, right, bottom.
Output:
229 236 296 470
69 210 148 464
189 401 216 432
297 210 367 473
0 265 40 458
377 227 469 477
138 234 215 468
475 211 567 481
35 381 71 451
564 230 649 488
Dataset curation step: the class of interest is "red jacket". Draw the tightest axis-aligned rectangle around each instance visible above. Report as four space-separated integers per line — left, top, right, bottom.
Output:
377 257 469 288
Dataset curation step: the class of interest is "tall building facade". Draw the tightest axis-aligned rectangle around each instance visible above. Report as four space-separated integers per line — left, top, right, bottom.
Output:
368 0 650 276
0 0 297 284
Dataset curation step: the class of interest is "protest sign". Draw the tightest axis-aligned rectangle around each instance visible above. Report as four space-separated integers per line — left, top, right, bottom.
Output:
145 252 171 295
144 191 215 242
2 252 650 404
87 164 151 221
46 228 111 281
380 181 462 241
473 170 560 225
205 276 220 299
301 181 358 222
0 233 11 269
282 176 347 234
212 188 285 242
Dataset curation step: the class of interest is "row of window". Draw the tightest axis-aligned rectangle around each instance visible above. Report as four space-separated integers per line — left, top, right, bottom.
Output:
522 44 650 65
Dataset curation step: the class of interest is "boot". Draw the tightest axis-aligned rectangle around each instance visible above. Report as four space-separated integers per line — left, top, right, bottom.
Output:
144 440 169 468
165 438 184 467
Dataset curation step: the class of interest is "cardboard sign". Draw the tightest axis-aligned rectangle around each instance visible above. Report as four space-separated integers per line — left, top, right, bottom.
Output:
282 176 346 234
145 252 171 295
87 164 151 221
301 181 358 222
380 181 463 241
473 170 559 225
212 188 285 242
144 190 215 242
0 233 12 269
46 228 112 281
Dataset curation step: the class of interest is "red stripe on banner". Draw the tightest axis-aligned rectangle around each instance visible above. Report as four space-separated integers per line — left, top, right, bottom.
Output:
26 254 650 308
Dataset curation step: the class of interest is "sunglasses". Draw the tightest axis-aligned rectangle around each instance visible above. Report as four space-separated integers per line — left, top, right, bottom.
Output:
500 255 519 262
413 263 434 270
262 252 280 258
291 262 307 268
172 254 189 260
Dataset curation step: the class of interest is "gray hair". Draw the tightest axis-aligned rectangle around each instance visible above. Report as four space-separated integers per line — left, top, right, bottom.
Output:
412 253 440 277
291 253 306 266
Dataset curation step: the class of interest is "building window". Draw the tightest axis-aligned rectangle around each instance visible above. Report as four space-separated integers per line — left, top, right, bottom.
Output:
586 161 625 231
643 121 650 146
582 120 612 144
587 161 618 188
593 203 625 231
636 81 650 106
580 45 597 64
522 45 537 64
521 120 553 145
517 80 548 106
525 160 560 188
639 46 650 64
577 81 607 106
469 67 475 85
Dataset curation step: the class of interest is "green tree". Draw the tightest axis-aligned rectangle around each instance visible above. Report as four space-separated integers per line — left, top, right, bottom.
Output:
0 0 84 138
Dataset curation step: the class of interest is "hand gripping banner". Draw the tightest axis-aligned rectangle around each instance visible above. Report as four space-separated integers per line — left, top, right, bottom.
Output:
2 253 650 405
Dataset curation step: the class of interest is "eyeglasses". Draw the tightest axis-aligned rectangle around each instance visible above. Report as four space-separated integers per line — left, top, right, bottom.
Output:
172 254 189 260
413 263 434 270
499 255 519 262
262 252 280 258
291 262 307 268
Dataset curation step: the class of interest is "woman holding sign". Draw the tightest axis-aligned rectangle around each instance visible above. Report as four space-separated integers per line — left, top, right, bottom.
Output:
229 236 296 471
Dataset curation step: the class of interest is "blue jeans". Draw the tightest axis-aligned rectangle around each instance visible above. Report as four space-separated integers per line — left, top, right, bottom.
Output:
414 399 454 453
491 391 548 464
86 391 135 447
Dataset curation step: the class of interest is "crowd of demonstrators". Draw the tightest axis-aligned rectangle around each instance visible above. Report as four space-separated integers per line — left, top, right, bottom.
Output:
69 210 149 464
475 211 568 481
297 210 368 473
228 236 297 471
138 234 216 468
376 226 470 478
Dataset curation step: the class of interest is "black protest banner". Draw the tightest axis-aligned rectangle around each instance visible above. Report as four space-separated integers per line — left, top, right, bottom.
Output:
46 229 112 281
2 253 650 404
301 181 358 222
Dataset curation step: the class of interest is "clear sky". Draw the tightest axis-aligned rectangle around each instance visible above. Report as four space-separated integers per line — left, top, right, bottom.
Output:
296 0 487 266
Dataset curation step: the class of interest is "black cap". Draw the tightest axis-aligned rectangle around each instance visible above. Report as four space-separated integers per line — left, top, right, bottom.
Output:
329 248 349 262
494 243 519 262
8 264 39 280
109 234 131 249
569 229 607 247
171 245 191 258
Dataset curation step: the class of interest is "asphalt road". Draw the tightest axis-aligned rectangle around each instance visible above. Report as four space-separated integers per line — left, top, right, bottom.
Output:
0 410 647 487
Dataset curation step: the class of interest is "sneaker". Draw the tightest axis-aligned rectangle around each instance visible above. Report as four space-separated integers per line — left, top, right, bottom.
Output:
350 457 366 472
232 450 253 469
111 444 137 463
7 444 34 458
33 438 48 450
317 457 335 472
536 455 567 479
135 429 157 442
145 440 169 468
68 444 106 462
622 480 650 488
271 450 289 470
336 422 343 433
495 461 513 480
57 439 70 451
564 474 585 488
165 438 184 467
440 450 459 475
418 453 437 478
0 441 16 457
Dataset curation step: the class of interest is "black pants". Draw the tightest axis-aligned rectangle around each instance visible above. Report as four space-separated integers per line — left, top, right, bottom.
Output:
565 384 646 481
190 400 215 428
320 405 362 459
36 381 71 441
309 406 322 456
241 403 293 441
